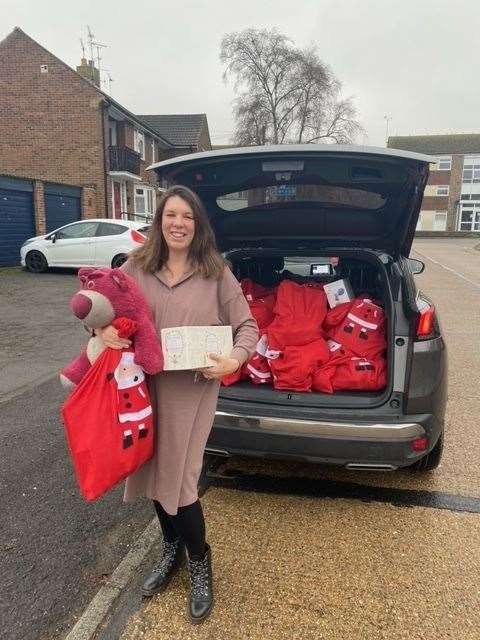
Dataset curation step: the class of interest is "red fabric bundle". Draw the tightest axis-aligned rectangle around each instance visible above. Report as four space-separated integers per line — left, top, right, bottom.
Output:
312 339 387 394
222 293 276 387
270 338 330 392
61 317 154 502
222 364 249 387
245 352 272 385
268 281 328 350
326 298 386 358
241 278 275 302
311 339 351 393
249 294 276 330
332 356 387 392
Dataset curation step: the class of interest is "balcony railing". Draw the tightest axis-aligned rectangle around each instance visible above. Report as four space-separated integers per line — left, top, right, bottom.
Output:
109 146 141 175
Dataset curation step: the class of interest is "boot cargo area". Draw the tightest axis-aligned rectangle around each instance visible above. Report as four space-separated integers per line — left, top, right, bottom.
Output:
220 249 396 409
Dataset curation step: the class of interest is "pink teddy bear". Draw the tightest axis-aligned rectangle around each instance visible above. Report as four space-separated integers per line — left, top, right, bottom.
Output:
60 267 163 388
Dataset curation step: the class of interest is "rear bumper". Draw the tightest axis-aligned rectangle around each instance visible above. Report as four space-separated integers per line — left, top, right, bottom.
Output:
208 409 443 469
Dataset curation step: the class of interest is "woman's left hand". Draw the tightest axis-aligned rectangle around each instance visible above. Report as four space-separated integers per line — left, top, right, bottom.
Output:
199 354 240 380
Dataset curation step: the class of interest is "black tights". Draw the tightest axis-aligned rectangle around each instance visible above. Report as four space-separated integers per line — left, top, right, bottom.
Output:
153 499 206 559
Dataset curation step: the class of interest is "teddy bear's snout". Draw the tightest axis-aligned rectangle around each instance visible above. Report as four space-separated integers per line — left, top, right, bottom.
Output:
71 293 92 320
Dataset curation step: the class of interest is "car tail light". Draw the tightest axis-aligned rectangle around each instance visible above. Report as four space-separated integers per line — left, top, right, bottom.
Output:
416 305 435 340
131 230 146 244
411 437 428 452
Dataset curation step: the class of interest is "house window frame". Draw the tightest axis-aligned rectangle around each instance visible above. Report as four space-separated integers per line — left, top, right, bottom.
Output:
462 155 480 184
134 130 145 160
458 201 480 231
109 120 117 146
151 140 156 164
134 185 156 220
433 211 447 231
435 156 452 171
436 185 449 196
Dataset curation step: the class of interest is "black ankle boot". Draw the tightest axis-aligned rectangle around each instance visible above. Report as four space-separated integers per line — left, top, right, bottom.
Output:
187 543 214 624
141 538 185 597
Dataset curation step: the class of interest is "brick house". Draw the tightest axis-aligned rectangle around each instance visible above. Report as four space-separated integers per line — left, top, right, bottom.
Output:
388 134 480 232
0 28 211 266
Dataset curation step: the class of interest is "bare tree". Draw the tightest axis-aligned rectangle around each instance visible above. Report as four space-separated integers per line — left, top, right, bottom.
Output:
220 28 363 145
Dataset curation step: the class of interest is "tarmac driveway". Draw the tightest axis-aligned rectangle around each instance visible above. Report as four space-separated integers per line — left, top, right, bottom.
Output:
0 267 84 403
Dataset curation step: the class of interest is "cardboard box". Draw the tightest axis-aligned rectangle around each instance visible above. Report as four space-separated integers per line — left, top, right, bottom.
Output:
323 278 354 308
161 325 233 371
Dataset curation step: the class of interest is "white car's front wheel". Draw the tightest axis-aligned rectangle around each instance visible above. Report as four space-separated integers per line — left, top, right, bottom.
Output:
25 250 48 273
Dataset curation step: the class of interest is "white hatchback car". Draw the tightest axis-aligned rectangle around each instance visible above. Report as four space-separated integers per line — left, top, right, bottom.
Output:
20 218 150 273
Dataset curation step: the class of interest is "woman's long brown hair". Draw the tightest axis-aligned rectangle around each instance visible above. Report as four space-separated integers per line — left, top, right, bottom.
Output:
129 185 225 279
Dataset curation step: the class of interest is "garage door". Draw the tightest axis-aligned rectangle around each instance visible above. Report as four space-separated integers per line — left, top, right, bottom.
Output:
0 176 35 267
45 183 81 233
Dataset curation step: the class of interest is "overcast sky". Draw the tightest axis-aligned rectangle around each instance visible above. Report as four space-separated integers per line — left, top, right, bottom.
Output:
2 0 479 147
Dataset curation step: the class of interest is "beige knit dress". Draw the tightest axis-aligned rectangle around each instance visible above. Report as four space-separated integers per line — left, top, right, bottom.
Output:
120 259 258 515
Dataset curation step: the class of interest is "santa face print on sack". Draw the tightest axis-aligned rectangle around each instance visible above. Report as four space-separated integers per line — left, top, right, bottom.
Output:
333 299 386 357
113 351 153 449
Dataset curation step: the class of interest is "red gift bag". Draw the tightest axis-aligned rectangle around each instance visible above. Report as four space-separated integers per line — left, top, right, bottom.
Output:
61 318 154 502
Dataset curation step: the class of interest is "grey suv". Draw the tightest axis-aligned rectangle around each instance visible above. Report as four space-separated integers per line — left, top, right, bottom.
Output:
151 145 447 472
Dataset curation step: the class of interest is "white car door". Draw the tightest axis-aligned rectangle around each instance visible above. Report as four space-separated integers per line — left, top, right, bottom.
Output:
93 221 130 266
47 221 99 267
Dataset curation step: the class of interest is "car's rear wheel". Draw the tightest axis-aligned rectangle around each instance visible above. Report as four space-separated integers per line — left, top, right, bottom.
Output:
410 432 444 471
25 250 48 273
111 253 127 269
198 453 225 496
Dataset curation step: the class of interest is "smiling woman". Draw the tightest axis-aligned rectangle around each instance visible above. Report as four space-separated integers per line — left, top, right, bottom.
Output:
94 184 258 624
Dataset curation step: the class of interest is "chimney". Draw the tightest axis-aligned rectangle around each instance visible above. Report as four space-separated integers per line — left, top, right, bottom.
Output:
76 57 100 87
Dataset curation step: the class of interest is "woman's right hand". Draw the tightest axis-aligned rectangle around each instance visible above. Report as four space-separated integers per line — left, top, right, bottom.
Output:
95 325 132 349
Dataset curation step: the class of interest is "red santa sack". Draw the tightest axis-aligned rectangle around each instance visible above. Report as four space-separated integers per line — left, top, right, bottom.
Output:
222 293 276 387
269 338 330 392
241 278 276 302
332 356 387 392
327 298 387 358
61 318 154 502
268 281 328 350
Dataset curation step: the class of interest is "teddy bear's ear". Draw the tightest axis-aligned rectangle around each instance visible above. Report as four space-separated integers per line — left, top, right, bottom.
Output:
79 267 94 284
110 269 129 291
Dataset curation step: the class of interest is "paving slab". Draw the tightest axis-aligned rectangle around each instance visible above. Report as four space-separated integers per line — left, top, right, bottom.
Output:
120 487 480 640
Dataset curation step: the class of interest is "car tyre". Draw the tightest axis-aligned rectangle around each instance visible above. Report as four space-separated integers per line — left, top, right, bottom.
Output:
25 250 48 273
409 431 444 471
111 253 127 269
198 453 224 496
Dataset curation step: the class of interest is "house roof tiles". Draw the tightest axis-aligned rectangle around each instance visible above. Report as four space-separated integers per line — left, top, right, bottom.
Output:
388 134 480 155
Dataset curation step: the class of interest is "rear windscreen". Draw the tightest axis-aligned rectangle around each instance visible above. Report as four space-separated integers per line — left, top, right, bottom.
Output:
216 185 385 212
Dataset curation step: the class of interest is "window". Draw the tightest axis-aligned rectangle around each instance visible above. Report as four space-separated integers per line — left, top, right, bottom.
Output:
461 193 480 201
109 121 117 146
435 156 451 171
216 185 386 212
436 185 449 196
459 203 480 231
434 212 447 231
151 140 156 164
135 130 145 160
462 156 480 183
96 222 128 236
134 186 156 218
55 222 98 239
